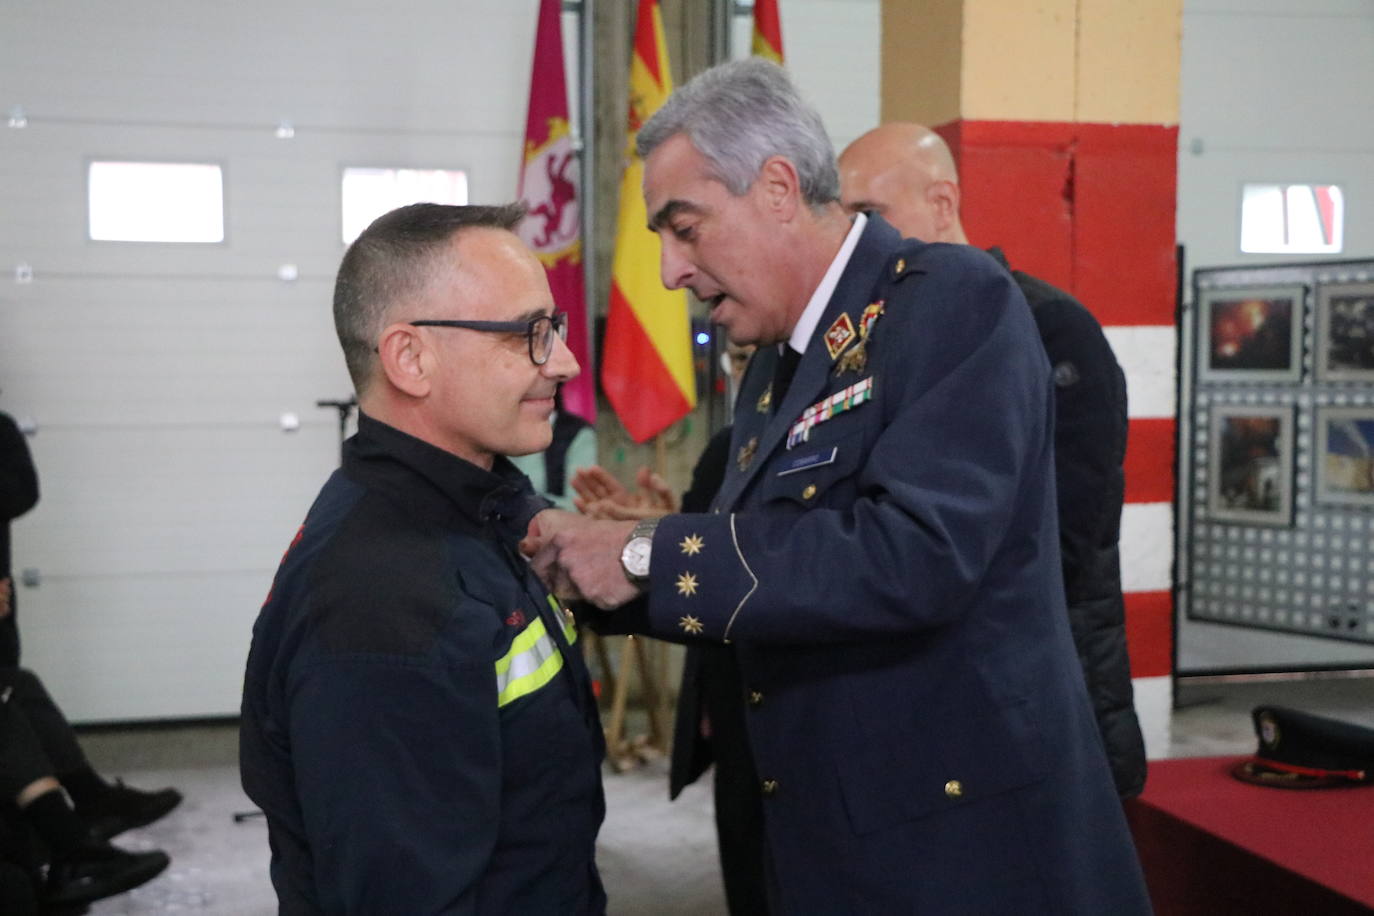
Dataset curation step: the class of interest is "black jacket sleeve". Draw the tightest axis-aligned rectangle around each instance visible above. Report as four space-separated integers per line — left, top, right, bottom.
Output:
0 414 38 523
1020 280 1128 600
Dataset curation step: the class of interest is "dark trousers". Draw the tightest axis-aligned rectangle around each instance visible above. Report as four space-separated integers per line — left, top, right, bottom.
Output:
0 860 39 915
0 598 19 669
700 649 771 916
0 668 87 799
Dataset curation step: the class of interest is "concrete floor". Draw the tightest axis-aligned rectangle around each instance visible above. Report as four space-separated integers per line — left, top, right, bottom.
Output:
74 674 1374 915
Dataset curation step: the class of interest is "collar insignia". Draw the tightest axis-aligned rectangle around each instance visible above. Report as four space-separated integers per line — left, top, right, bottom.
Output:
737 436 759 471
823 313 856 360
835 300 885 376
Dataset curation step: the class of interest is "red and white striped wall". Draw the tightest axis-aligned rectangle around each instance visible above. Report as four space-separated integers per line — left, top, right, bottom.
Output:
881 0 1183 754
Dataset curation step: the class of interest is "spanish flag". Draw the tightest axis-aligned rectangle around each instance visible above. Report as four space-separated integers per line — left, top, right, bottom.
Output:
601 0 695 443
752 0 784 63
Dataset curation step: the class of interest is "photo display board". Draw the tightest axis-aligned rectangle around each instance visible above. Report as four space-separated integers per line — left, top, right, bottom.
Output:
1188 259 1374 645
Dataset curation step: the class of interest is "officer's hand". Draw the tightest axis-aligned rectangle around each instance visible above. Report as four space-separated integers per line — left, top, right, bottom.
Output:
0 578 10 619
521 508 578 558
578 500 665 522
529 518 640 610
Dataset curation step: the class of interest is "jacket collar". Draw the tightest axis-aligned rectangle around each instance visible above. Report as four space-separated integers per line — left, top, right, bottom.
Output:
344 412 541 532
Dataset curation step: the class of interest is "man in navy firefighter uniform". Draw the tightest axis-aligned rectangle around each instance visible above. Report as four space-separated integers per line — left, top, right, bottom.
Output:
241 203 606 914
528 60 1150 914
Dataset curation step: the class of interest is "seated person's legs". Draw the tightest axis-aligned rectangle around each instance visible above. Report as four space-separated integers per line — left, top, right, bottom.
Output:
2 667 181 839
1 675 171 908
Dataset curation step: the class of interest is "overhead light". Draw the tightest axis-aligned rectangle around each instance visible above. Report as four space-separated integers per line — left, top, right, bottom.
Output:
7 106 27 129
275 119 295 139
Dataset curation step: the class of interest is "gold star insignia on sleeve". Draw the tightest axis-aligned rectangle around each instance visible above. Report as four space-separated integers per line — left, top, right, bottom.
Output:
676 572 699 597
678 614 704 635
680 534 704 555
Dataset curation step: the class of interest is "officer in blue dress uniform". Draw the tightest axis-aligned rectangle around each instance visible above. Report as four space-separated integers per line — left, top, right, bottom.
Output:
529 59 1151 915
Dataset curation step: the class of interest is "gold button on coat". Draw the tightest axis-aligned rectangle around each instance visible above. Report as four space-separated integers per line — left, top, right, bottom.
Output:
748 690 764 706
944 780 963 798
761 779 779 797
801 484 817 500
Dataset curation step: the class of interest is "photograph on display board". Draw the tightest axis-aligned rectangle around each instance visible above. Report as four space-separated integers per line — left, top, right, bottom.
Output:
1316 406 1374 507
1197 285 1305 383
1315 281 1374 382
1206 404 1294 525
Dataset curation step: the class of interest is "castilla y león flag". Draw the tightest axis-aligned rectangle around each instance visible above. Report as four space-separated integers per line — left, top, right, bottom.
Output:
752 0 784 63
601 0 695 443
516 0 594 423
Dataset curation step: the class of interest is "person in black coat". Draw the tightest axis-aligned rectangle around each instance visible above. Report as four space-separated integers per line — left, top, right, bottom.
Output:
839 121 1147 799
0 412 39 669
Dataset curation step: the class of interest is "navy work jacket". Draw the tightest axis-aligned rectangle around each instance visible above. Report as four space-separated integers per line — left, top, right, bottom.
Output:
241 414 606 915
625 216 1151 914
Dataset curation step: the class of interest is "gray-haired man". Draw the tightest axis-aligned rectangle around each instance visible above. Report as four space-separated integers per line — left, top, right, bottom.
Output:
528 59 1150 913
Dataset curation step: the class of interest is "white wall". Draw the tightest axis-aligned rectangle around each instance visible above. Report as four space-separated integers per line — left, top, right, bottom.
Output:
1175 0 1374 673
0 0 543 721
1176 0 1374 271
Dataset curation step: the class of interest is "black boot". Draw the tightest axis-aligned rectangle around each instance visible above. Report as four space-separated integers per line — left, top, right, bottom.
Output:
44 840 169 908
72 779 182 841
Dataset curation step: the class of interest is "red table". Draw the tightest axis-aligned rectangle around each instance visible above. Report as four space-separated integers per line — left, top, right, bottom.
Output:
1125 756 1374 914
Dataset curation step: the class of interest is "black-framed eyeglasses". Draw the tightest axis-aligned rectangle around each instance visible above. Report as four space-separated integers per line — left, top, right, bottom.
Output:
409 312 568 365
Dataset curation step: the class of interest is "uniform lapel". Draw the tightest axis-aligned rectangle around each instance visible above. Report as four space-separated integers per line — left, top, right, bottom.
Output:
713 216 903 510
712 346 779 512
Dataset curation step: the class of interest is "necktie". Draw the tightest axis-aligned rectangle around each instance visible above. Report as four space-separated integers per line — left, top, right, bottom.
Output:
772 346 802 410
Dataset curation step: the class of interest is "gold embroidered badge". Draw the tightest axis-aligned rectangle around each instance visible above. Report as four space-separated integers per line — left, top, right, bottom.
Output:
824 313 856 360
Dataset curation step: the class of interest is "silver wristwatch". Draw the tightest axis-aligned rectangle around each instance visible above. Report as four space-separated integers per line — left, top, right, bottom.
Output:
620 519 658 584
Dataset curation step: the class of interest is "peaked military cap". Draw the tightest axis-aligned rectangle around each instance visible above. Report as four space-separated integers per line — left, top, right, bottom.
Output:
1231 705 1374 789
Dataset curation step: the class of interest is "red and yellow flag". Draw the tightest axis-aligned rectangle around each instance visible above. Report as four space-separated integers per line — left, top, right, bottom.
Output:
601 0 695 443
752 0 784 63
516 0 594 422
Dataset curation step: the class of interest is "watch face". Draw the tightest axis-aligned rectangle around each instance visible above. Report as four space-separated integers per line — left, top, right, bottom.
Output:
622 537 652 578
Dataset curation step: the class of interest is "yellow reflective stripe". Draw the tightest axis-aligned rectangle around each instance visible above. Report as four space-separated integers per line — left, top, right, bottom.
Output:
548 595 578 645
497 642 564 707
494 616 565 707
